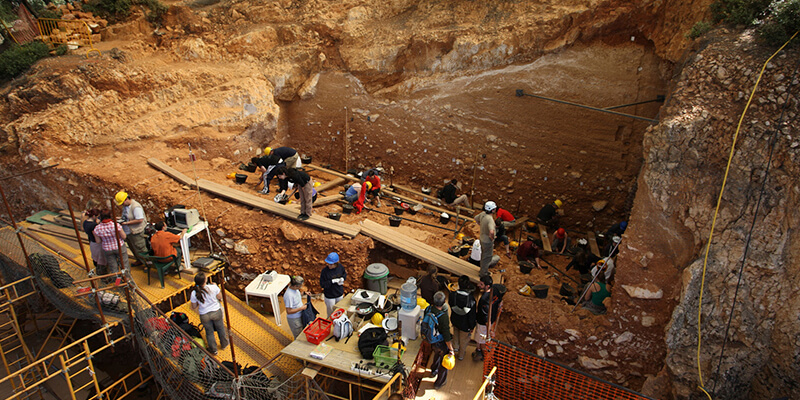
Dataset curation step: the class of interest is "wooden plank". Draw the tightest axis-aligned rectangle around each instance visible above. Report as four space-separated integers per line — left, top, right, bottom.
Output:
360 219 480 282
304 165 359 182
587 231 601 257
312 194 344 207
390 184 477 214
383 191 472 223
40 224 88 242
504 216 529 231
315 177 346 193
538 224 552 253
147 158 360 238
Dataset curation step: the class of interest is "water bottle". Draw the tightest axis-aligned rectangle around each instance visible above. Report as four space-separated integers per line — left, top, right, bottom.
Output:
400 277 417 311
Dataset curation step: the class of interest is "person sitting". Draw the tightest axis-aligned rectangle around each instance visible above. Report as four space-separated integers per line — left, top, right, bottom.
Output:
536 199 562 228
344 182 361 204
496 207 515 229
582 273 610 315
591 258 615 282
516 237 542 269
437 179 470 208
363 170 382 207
150 221 186 267
605 221 627 238
605 235 622 258
494 218 511 257
552 228 570 254
353 181 373 214
566 248 600 275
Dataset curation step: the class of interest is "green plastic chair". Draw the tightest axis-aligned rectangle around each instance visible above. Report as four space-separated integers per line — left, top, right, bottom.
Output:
139 252 181 288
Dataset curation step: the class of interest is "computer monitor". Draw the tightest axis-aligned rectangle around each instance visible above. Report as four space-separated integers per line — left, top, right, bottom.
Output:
173 208 200 229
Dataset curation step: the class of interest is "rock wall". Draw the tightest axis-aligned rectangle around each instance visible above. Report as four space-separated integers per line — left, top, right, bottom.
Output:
619 31 800 399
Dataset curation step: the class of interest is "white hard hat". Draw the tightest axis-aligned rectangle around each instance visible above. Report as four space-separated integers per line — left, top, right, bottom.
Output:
484 201 497 212
612 236 621 243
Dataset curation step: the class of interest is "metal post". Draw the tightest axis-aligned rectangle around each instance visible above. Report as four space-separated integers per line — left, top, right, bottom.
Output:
217 268 238 377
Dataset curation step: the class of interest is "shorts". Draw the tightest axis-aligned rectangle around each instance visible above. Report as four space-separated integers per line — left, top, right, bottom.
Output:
475 323 488 344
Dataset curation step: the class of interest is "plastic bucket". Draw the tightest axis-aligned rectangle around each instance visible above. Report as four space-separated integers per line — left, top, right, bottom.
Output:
327 212 341 221
448 245 461 257
560 283 575 297
364 263 389 294
440 213 451 224
394 207 405 215
532 285 549 299
389 216 402 227
234 174 248 184
301 155 312 164
342 204 354 214
519 261 534 274
459 245 470 257
406 206 417 215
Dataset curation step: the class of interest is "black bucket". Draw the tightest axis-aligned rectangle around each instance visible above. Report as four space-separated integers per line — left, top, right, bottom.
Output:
532 285 549 299
448 245 461 257
301 155 312 164
406 205 417 215
234 174 248 184
394 207 405 216
519 261 534 274
347 169 358 177
462 237 475 246
328 213 341 221
389 216 402 227
560 283 575 297
440 213 451 224
342 204 354 214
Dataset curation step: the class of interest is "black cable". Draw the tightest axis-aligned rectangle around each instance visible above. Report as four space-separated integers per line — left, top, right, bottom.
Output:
711 55 800 395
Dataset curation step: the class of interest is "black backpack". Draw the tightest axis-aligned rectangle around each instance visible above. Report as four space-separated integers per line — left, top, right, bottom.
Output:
451 290 475 316
170 311 202 339
357 327 387 359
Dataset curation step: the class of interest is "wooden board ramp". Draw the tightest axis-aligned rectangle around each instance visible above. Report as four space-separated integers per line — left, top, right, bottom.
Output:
147 158 361 238
314 177 346 193
312 194 343 206
538 224 552 253
360 219 480 282
586 231 601 257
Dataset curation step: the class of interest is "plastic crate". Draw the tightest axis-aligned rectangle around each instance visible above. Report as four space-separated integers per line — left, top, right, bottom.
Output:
304 317 332 344
373 345 404 368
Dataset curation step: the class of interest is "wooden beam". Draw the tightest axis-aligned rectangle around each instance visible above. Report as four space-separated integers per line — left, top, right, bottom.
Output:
315 177 346 193
313 194 344 207
360 219 480 282
587 231 601 257
305 165 359 182
538 224 552 253
147 158 361 238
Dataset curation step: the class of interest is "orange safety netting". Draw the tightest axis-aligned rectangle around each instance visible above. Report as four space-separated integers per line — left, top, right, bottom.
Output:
483 341 655 400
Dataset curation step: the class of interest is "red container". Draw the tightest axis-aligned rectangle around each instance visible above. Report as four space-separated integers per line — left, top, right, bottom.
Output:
304 317 332 344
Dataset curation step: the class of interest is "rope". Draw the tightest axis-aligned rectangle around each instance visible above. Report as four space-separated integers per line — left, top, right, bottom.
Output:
710 41 800 396
695 30 798 399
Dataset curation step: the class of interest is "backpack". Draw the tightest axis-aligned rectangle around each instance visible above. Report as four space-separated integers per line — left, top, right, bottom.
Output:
421 305 444 344
357 327 387 359
300 294 319 327
332 314 353 341
170 311 189 325
451 290 474 316
169 311 203 339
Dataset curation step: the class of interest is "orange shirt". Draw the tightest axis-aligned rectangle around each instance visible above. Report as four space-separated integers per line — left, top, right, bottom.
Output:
150 230 180 258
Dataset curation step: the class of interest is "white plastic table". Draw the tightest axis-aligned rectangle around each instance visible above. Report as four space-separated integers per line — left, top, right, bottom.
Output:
179 220 209 270
245 273 291 326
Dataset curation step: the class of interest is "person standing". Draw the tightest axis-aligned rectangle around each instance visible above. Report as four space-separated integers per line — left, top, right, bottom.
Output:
92 210 130 274
82 208 107 275
320 252 346 318
472 275 498 362
449 275 476 361
190 273 229 355
116 191 149 261
426 291 454 390
283 276 307 338
150 221 186 268
475 201 498 277
275 166 315 221
417 265 439 305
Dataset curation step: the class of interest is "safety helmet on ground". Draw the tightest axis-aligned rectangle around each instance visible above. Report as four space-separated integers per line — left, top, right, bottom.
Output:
620 221 628 230
456 233 465 241
442 354 455 370
612 236 621 244
556 228 566 238
371 313 384 326
390 341 407 352
325 252 339 264
577 238 588 246
227 172 237 179
313 181 321 187
510 240 519 248
484 201 497 212
264 147 272 155
114 191 128 206
554 199 563 208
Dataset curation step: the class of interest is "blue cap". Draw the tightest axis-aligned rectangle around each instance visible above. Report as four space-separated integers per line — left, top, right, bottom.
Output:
620 221 628 230
325 252 339 264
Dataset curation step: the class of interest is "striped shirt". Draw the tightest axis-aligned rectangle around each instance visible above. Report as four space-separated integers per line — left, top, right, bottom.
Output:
93 220 125 251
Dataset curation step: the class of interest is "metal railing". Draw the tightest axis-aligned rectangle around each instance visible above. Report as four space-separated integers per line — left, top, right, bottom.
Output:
36 18 100 57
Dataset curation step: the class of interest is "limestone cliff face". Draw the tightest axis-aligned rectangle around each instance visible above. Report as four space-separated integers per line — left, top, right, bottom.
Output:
619 32 800 399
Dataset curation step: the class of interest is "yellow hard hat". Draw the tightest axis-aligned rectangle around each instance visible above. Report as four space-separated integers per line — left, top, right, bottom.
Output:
554 199 563 208
597 259 605 265
371 313 384 326
442 354 455 370
366 181 372 190
227 172 237 179
447 282 458 292
264 146 272 155
416 297 429 309
390 341 407 352
114 191 128 206
456 233 465 241
510 241 519 248
314 181 321 188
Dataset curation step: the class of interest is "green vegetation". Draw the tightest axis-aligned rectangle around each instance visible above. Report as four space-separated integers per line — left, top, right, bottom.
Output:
711 0 800 46
0 42 51 81
687 21 713 39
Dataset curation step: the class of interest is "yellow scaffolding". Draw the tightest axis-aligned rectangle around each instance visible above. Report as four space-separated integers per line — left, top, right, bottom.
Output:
35 18 100 57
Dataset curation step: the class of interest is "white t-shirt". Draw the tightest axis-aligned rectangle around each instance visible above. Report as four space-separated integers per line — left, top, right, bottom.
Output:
470 240 482 261
190 284 221 315
591 258 615 281
284 288 302 319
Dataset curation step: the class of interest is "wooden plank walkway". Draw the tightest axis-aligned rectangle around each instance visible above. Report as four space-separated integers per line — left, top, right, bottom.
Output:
312 194 343 206
587 231 601 257
538 224 552 252
314 177 346 193
360 220 480 282
147 158 361 238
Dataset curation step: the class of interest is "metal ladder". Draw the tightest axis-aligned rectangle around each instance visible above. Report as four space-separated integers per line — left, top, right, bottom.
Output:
0 302 44 400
